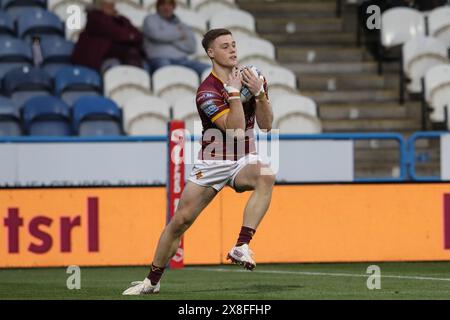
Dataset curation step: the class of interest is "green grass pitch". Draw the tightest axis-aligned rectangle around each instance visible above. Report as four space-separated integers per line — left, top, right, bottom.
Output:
1 262 450 299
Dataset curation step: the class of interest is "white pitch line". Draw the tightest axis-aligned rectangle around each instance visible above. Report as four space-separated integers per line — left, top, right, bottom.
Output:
186 267 450 282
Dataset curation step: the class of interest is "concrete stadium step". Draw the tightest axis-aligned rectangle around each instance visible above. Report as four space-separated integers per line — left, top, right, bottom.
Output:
354 138 430 149
237 1 337 18
299 74 398 91
284 62 378 74
354 164 404 179
283 62 400 74
355 149 403 162
264 32 356 46
256 17 343 33
322 118 422 132
303 90 398 103
277 47 365 63
319 103 409 120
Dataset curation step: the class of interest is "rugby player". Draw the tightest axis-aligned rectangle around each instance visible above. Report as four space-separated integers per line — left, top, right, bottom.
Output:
123 28 275 295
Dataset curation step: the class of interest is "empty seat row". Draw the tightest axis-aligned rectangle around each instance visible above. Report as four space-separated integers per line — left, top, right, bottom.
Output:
1 90 322 137
379 5 450 75
0 95 123 136
423 64 450 125
0 65 101 106
0 8 64 42
0 35 73 76
402 35 449 94
121 93 322 137
104 64 298 108
382 5 450 49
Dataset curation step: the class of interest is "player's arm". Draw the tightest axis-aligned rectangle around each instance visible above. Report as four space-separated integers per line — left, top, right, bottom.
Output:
213 68 246 137
242 68 273 131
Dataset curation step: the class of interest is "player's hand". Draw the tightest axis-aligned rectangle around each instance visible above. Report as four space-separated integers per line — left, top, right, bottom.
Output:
241 67 264 96
227 67 243 91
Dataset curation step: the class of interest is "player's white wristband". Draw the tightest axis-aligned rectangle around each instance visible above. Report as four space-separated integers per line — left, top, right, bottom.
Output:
224 83 241 101
224 83 240 94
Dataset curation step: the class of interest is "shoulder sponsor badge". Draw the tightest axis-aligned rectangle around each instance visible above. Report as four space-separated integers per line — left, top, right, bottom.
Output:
200 101 220 117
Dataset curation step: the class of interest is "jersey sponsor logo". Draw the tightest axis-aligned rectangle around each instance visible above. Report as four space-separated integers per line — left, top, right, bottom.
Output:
198 92 217 102
200 100 220 117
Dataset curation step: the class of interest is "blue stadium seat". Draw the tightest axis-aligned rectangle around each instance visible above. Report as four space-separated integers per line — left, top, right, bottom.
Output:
0 36 32 78
3 66 52 106
3 1 47 22
41 37 74 77
41 37 74 63
23 96 71 136
54 66 102 106
17 8 64 42
1 0 46 9
0 95 21 135
73 97 123 136
0 10 15 36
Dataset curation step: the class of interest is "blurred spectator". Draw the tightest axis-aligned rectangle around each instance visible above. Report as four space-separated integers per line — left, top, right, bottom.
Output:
143 0 209 75
71 0 144 73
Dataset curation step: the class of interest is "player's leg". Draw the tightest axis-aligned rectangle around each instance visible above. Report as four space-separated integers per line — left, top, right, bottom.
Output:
227 161 275 270
234 161 275 228
123 181 217 295
152 181 217 268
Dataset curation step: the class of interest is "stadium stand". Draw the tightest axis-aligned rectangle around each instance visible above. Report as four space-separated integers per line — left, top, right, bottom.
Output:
64 7 86 42
54 65 102 105
152 65 199 106
40 37 75 77
0 37 33 78
428 5 450 46
115 0 149 28
23 95 72 136
0 10 15 37
424 64 450 126
272 95 322 134
3 66 53 106
103 65 152 107
48 0 93 23
174 6 207 36
401 36 449 99
233 35 276 67
17 8 65 42
378 7 426 74
263 65 299 101
191 0 236 20
123 95 170 135
172 95 198 134
2 0 47 21
209 8 256 39
0 95 21 136
72 96 123 136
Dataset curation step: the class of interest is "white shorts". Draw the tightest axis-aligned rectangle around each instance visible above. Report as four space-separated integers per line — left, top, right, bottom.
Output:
188 153 261 192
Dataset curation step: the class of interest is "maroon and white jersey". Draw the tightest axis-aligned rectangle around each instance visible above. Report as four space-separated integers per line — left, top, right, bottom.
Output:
195 69 268 161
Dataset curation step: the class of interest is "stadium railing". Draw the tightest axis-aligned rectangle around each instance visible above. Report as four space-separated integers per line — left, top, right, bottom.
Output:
0 132 409 184
407 131 450 181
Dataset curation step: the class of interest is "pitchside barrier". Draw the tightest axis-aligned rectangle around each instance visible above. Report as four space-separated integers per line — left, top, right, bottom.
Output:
1 131 450 267
0 132 416 186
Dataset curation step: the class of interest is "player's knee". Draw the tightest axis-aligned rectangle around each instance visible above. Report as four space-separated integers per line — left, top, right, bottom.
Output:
256 171 275 189
171 213 194 234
